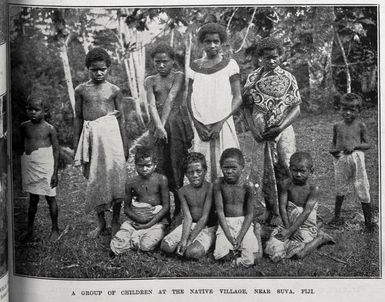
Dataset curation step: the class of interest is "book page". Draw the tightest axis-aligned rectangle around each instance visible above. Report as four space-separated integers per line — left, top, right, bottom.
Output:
0 0 8 301
8 0 384 301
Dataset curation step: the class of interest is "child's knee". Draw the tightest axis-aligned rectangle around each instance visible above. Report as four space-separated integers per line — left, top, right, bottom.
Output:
160 239 174 254
185 242 205 259
140 229 165 251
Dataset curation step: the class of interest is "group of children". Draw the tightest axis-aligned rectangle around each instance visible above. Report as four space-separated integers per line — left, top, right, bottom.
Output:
19 22 376 267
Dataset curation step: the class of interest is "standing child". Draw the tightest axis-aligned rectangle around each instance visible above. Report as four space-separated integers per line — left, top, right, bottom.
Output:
187 23 242 182
265 152 334 262
73 47 128 238
213 148 262 267
110 146 170 255
329 93 375 231
145 43 193 216
20 96 60 241
160 152 217 259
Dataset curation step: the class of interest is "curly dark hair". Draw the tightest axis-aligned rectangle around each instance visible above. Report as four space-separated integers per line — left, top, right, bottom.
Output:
340 93 363 109
134 146 157 164
197 22 227 43
85 47 111 68
26 92 50 119
182 152 207 174
256 37 284 57
219 148 245 167
290 152 313 169
151 42 175 60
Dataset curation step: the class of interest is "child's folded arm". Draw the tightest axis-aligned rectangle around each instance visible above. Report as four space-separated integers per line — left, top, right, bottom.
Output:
214 181 234 245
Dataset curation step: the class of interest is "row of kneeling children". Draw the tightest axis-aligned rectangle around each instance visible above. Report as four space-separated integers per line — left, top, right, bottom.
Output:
110 146 335 266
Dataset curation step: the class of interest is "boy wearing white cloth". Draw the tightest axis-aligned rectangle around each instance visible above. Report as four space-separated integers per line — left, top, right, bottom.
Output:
20 96 60 241
74 47 128 238
329 93 375 231
161 152 217 259
110 147 169 255
213 148 262 267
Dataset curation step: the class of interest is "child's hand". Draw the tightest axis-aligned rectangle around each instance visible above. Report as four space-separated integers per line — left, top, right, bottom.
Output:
262 126 281 140
194 121 210 141
209 120 225 140
176 241 187 256
275 228 291 241
154 126 168 143
132 222 148 230
344 144 355 154
250 127 264 142
50 174 58 188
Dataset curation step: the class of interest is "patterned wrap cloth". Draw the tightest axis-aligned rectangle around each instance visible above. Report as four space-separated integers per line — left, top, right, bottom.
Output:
243 66 301 213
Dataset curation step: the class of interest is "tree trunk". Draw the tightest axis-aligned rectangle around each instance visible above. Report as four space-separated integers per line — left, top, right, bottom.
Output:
335 32 351 93
59 42 76 115
308 7 337 109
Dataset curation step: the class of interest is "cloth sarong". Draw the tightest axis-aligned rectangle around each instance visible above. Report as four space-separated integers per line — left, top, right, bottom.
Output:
110 204 166 254
213 216 259 267
21 146 56 197
162 223 217 253
264 201 318 262
243 66 301 213
74 112 126 212
334 151 370 203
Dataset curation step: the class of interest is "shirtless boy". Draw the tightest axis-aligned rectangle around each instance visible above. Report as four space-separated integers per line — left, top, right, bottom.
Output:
145 43 192 216
20 96 60 241
73 47 128 237
213 148 262 267
265 152 334 261
329 93 375 231
161 152 217 259
110 146 170 254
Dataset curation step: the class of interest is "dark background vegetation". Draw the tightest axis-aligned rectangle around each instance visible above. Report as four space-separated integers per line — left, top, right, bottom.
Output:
9 6 379 278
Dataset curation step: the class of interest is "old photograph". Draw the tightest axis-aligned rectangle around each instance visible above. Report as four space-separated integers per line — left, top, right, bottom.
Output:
10 5 379 279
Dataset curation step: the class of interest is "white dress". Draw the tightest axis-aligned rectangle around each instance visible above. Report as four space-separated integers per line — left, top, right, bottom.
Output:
188 58 240 181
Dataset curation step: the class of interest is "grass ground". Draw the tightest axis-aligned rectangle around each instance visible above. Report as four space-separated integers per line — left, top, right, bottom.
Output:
12 109 380 278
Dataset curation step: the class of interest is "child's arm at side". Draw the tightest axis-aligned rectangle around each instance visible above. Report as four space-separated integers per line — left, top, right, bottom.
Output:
19 122 26 155
188 183 213 244
49 124 59 188
355 122 371 151
137 175 170 229
113 87 128 160
73 86 83 153
159 72 183 125
329 124 341 158
124 181 153 224
278 179 290 228
145 76 167 142
234 182 255 249
214 180 235 246
177 188 193 255
278 186 319 241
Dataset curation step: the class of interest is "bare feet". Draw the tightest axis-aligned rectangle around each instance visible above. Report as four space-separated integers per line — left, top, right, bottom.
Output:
318 230 336 245
88 226 106 238
328 216 344 227
48 230 60 242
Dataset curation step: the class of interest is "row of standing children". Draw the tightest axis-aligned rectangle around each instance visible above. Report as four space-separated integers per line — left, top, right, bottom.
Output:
19 22 376 266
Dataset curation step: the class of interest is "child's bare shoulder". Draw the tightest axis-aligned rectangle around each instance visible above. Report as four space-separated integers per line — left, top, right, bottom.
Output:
278 177 292 191
105 81 120 92
153 172 168 184
144 74 157 86
213 177 224 189
20 120 31 128
74 82 87 93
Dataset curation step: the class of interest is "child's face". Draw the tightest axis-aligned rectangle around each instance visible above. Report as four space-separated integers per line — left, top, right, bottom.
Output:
135 157 156 178
221 157 243 184
290 159 311 185
186 161 206 188
202 33 222 58
153 53 173 77
88 60 108 83
260 48 280 71
340 103 359 123
26 101 44 123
